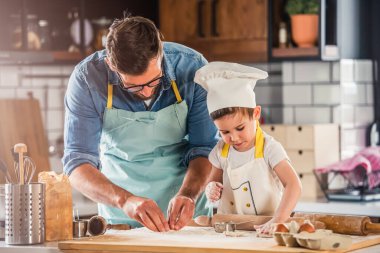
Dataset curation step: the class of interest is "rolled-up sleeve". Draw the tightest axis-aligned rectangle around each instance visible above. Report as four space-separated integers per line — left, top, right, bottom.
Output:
183 56 219 166
62 66 102 175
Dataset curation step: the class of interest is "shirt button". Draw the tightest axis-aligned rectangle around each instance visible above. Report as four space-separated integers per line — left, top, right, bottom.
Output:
246 203 251 207
243 187 248 191
230 201 234 206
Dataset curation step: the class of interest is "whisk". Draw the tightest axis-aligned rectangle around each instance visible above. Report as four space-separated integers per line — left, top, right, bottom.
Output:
13 156 36 184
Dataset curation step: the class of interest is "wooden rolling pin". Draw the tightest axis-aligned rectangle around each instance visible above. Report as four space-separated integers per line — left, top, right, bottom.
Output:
195 214 326 231
293 212 380 236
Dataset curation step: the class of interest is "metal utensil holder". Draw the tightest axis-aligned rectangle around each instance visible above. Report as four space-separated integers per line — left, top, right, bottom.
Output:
5 183 45 244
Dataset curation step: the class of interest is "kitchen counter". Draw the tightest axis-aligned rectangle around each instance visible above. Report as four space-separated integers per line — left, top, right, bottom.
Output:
295 199 380 218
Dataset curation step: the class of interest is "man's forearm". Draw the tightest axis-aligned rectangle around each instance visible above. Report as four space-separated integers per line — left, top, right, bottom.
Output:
178 157 212 201
69 163 133 209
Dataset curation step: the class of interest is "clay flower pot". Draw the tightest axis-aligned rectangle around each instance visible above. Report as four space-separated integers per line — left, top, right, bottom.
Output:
290 14 319 48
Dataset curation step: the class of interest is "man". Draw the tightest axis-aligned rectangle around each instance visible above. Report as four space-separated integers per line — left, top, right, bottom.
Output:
63 15 218 232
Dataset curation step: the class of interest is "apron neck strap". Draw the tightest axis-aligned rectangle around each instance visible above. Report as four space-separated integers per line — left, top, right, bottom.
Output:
107 84 113 109
171 80 182 103
106 80 182 109
221 120 265 159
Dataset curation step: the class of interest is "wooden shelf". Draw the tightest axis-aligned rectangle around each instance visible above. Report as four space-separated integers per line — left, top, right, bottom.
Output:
51 51 85 62
272 47 319 58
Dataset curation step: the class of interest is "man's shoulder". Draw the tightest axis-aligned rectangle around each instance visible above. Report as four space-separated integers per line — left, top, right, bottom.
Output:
163 42 204 60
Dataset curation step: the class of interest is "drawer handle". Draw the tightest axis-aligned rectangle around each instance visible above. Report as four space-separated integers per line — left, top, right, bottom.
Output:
271 126 275 131
298 126 302 131
299 173 304 179
298 150 303 155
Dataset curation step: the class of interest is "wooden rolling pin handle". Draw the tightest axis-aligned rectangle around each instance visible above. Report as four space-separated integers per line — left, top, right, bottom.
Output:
107 224 131 230
365 221 380 234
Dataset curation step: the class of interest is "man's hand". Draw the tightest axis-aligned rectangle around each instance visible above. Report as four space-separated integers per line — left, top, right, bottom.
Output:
167 195 195 230
123 195 169 232
205 181 223 202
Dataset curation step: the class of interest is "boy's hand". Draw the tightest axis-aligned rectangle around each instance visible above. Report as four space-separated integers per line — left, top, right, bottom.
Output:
205 181 223 202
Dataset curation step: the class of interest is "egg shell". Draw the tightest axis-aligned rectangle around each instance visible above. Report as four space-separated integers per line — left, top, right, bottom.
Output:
274 223 290 233
299 222 316 233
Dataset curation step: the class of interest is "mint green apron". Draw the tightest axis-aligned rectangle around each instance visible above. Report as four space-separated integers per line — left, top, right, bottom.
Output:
99 81 209 228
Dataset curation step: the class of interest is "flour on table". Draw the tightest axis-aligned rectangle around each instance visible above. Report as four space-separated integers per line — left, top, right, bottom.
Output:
107 226 264 243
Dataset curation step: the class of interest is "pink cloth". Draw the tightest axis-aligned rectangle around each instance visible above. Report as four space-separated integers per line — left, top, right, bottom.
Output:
314 147 380 189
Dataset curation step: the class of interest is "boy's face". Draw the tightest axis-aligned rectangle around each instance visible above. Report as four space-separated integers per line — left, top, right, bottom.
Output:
214 107 261 152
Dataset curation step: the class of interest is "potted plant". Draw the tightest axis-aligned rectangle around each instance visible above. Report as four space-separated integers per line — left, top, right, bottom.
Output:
286 0 319 48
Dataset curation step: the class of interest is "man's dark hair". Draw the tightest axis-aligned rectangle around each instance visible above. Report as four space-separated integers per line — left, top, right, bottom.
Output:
210 107 254 121
106 15 163 75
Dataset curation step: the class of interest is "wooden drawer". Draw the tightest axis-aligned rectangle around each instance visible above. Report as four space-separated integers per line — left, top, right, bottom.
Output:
285 125 314 149
261 124 286 145
298 173 323 200
287 150 315 173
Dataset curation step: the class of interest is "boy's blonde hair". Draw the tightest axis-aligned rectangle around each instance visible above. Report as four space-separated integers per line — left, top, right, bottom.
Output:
210 107 254 121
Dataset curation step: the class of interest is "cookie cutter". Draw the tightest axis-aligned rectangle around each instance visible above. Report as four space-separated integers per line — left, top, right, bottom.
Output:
214 221 237 233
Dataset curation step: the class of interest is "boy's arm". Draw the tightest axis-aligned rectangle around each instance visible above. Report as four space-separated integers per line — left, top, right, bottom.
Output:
272 159 302 222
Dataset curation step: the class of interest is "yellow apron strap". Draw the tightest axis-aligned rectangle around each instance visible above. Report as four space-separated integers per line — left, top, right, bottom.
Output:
221 143 230 158
171 80 182 103
255 120 265 158
106 84 113 109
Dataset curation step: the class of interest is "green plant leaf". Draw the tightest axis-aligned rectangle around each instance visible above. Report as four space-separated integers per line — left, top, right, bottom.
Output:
286 0 319 15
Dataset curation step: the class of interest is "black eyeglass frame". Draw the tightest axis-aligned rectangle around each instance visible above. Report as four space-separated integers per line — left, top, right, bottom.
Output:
117 72 165 93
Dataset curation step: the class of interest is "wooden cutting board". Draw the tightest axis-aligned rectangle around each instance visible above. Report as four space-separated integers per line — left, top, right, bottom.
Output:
58 227 380 253
0 99 50 183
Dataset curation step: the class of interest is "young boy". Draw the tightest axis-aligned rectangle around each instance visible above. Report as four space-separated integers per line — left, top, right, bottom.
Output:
194 62 302 235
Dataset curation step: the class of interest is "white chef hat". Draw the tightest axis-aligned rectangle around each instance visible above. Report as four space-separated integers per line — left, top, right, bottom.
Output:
194 62 268 114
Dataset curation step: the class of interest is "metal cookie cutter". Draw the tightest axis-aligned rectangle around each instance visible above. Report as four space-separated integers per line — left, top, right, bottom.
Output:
214 221 237 233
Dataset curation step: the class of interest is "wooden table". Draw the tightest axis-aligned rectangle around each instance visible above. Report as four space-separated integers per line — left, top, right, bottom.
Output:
58 227 380 253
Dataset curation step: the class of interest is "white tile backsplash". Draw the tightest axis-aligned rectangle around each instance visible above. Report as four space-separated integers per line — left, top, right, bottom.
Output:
16 88 46 108
332 61 340 82
341 128 367 150
283 84 312 105
48 88 65 109
255 85 283 106
340 59 355 82
340 105 355 126
32 78 62 87
282 62 293 83
313 84 340 104
46 109 64 131
341 83 367 104
0 66 19 87
0 58 375 168
295 107 331 124
61 65 75 75
264 107 284 123
354 106 374 127
294 62 330 83
31 66 62 75
282 107 295 124
354 60 373 82
366 83 374 104
0 88 16 98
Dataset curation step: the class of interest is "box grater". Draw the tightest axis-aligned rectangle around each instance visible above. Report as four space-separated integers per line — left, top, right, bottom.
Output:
5 183 45 244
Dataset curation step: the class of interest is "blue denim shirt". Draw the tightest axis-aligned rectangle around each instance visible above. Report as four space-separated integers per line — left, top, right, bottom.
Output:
63 42 219 175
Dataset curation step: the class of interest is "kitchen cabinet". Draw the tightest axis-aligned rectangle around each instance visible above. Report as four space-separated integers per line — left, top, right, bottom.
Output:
261 124 340 200
159 0 268 62
0 0 158 64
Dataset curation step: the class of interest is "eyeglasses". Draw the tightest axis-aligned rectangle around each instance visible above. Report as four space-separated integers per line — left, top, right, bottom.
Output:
117 72 165 93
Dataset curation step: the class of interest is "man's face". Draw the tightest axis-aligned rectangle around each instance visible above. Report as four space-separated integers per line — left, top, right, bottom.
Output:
107 56 163 100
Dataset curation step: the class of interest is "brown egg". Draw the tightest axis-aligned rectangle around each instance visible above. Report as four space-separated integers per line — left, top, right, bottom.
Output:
274 223 289 233
299 222 316 233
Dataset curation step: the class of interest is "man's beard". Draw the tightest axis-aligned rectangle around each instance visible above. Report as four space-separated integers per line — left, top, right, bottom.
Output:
132 86 159 101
